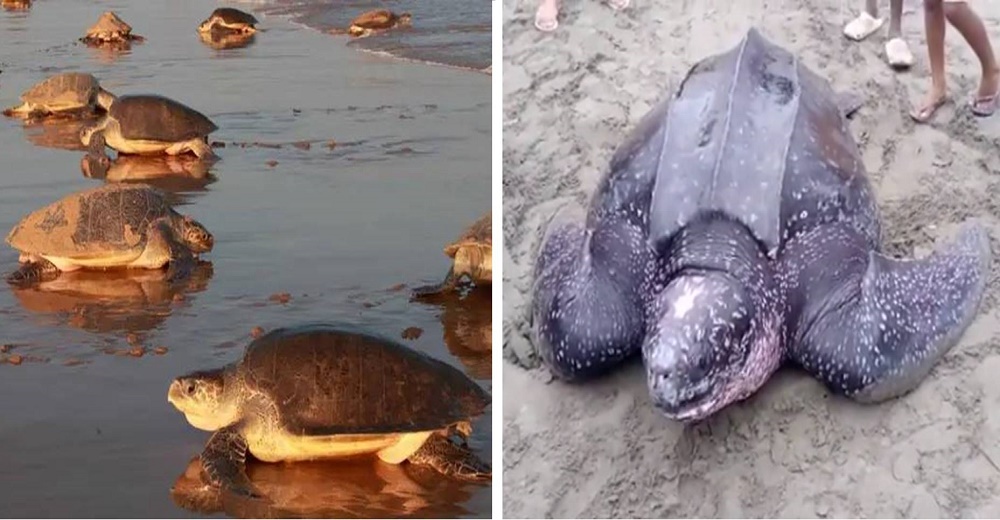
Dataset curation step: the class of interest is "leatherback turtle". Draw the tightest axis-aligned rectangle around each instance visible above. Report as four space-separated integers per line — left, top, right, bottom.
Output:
531 28 991 422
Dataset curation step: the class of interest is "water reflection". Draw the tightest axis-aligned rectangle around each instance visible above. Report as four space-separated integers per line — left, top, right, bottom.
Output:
199 29 256 51
10 261 213 336
1 0 30 12
21 113 100 151
436 291 491 380
171 456 477 519
80 153 217 203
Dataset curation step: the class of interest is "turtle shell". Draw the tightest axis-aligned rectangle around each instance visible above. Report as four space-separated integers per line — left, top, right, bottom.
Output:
21 73 100 110
6 183 174 259
109 95 218 143
350 10 397 29
445 211 491 258
235 324 490 436
86 11 132 36
209 7 258 25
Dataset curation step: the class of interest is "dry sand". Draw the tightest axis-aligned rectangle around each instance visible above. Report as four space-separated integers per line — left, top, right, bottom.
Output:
502 0 1000 516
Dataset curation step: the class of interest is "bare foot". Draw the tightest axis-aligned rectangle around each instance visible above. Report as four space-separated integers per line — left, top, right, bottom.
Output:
910 90 949 124
970 68 1000 117
535 0 559 32
605 0 630 10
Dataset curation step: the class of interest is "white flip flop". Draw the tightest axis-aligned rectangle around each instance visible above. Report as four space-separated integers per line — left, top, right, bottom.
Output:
843 11 884 41
885 37 914 69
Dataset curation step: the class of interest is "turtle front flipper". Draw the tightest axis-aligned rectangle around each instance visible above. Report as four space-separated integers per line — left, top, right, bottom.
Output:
6 259 59 286
200 425 261 499
411 267 457 298
407 433 490 482
780 220 991 404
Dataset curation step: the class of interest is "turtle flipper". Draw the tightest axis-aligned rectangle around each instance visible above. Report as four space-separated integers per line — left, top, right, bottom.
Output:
407 433 490 482
200 425 261 499
780 221 991 403
531 205 651 381
411 267 458 298
6 259 59 286
835 90 864 119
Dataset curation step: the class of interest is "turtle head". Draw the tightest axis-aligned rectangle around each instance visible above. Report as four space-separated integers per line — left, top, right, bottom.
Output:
177 216 214 253
398 12 412 25
197 18 214 33
642 272 780 422
168 368 238 431
95 88 116 112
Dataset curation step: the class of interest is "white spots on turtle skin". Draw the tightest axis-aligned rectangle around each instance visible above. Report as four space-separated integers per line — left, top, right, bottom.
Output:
671 277 705 319
779 222 989 401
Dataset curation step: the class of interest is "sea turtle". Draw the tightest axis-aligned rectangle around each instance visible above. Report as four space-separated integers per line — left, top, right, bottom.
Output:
531 28 991 422
5 183 214 285
198 8 259 34
2 73 115 118
198 29 256 51
80 11 144 45
80 95 219 159
1 0 30 11
412 211 492 297
167 324 491 498
347 10 412 38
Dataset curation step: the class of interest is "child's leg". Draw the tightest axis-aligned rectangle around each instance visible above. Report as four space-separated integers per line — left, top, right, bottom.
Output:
535 0 560 32
910 0 949 122
942 1 1000 115
844 0 885 41
885 0 913 68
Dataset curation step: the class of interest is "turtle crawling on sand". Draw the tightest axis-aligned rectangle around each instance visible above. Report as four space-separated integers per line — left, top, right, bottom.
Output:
347 10 412 38
532 28 990 422
81 95 219 159
413 211 492 297
5 184 213 285
198 8 258 34
81 11 144 46
3 73 115 118
167 324 491 499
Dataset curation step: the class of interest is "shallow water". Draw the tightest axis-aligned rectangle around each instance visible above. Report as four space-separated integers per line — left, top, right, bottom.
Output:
0 1 491 517
253 0 492 71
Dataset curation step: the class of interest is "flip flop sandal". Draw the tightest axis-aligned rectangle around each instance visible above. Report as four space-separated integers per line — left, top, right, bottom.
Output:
534 1 560 32
843 11 884 41
909 96 949 124
885 37 914 69
605 0 630 10
969 91 999 117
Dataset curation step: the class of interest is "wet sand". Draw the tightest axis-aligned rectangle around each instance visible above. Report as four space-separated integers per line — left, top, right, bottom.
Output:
502 0 1000 517
0 0 490 517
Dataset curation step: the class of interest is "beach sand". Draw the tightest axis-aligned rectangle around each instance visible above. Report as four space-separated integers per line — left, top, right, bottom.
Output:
502 0 1000 516
0 1 490 517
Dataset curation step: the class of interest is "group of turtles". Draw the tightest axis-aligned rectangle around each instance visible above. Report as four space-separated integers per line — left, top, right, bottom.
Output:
2 4 492 503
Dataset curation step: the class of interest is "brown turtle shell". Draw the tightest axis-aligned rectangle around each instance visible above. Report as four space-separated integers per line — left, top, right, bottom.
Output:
207 7 258 26
6 183 174 258
350 9 400 29
20 73 100 109
85 11 132 36
444 211 491 258
233 324 490 435
109 95 218 142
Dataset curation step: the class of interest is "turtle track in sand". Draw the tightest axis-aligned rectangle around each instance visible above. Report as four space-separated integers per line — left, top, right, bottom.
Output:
501 0 1000 516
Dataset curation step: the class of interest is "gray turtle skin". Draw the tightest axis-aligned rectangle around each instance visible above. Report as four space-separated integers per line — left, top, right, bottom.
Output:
532 28 991 422
167 324 491 499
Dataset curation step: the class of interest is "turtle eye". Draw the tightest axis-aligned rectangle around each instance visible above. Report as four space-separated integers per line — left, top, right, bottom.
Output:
186 382 196 395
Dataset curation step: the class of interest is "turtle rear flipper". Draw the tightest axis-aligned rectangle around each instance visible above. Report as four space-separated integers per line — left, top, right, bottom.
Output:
407 433 490 482
781 221 991 403
6 259 59 286
411 267 458 298
200 425 262 499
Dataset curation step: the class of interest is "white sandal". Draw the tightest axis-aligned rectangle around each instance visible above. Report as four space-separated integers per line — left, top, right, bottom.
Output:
885 37 914 69
843 11 884 41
